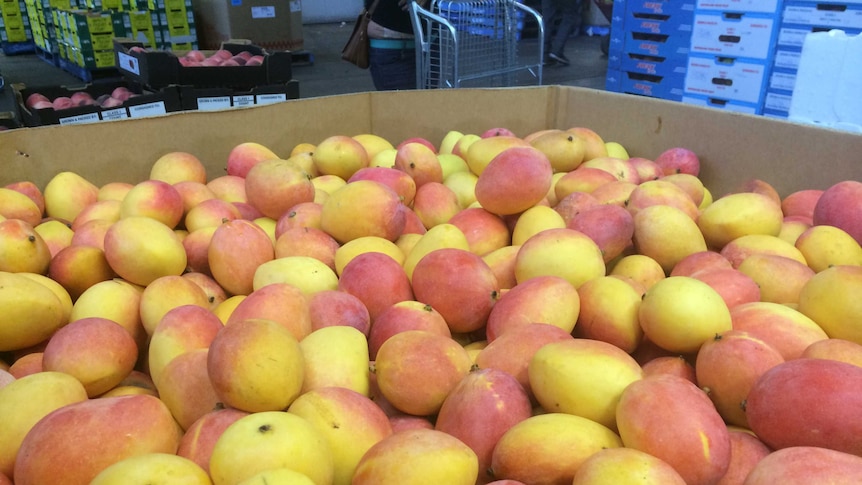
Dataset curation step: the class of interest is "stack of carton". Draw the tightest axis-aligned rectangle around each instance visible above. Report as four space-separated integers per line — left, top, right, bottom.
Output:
136 0 197 51
55 9 118 69
605 0 696 101
1 0 34 52
26 0 80 59
682 0 785 114
763 0 862 119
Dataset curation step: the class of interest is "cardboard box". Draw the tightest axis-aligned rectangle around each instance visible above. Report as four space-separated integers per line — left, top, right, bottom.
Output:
682 94 759 114
689 11 780 60
684 54 769 105
782 2 862 29
1 86 861 199
695 0 782 14
177 80 299 110
114 38 293 89
195 0 302 51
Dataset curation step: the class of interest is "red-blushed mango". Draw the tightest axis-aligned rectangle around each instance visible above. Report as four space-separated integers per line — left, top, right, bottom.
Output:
608 253 666 291
670 250 732 277
140 274 210 336
580 156 640 184
571 447 687 485
411 248 500 334
225 141 279 178
511 205 565 247
653 146 700 177
288 386 393 485
730 301 828 360
48 244 116 300
485 275 579 342
298 326 370 396
697 192 784 250
662 173 706 207
514 227 605 289
311 135 369 180
489 412 622 485
0 271 66 352
156 348 219 431
616 374 732 485
716 427 771 485
626 179 700 220
13 394 182 485
746 358 862 456
694 330 785 428
308 289 371 335
244 159 315 220
0 219 51 274
448 207 511 256
463 135 528 177
719 234 807 269
743 446 862 485
394 141 443 187
209 411 334 485
690 267 761 310
368 300 450 360
797 265 862 344
42 171 100 223
104 216 187 287
482 244 520 290
320 180 406 244
177 407 250 475
475 322 575 400
35 219 74 258
554 167 617 201
0 371 88 478
567 203 635 263
207 318 305 413
274 226 340 271
353 428 478 485
575 275 643 353
529 338 643 431
794 225 862 271
225 282 311 341
812 180 862 246
567 126 609 161
42 317 138 397
0 187 42 227
639 276 732 354
633 204 708 273
435 368 532 484
801 338 862 367
781 188 822 220
120 179 185 229
150 151 207 184
207 219 274 296
736 253 815 305
147 304 223 387
338 251 414 322
412 181 461 228
529 129 586 172
474 146 553 216
640 355 697 384
374 330 473 416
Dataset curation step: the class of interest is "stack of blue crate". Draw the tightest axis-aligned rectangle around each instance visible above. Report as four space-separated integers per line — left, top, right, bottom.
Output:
681 0 785 114
763 0 862 119
605 0 696 101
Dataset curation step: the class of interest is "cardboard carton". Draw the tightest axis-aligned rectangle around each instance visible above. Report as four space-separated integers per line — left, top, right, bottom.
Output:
0 86 859 198
194 0 302 51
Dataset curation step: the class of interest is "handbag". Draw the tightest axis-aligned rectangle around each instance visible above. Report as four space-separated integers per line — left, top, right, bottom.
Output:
341 0 381 69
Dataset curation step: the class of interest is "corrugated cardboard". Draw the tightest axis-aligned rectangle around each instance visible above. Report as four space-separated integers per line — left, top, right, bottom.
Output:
194 0 303 51
0 86 859 197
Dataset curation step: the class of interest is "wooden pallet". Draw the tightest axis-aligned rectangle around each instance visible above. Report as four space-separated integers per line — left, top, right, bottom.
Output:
35 46 61 67
57 57 122 83
1 40 36 56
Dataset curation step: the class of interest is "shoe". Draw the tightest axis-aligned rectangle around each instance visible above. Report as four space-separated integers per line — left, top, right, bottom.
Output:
548 52 570 66
543 56 557 66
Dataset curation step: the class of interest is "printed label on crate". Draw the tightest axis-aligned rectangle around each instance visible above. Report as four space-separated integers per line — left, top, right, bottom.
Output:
765 91 792 112
257 93 286 104
690 13 777 60
251 6 274 18
696 0 780 14
232 94 255 107
783 4 862 30
58 111 100 125
774 49 800 69
289 0 299 12
684 55 768 104
100 107 128 120
770 70 796 91
196 96 231 111
129 101 166 117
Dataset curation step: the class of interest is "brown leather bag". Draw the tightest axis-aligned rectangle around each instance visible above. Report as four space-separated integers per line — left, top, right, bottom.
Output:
341 0 381 69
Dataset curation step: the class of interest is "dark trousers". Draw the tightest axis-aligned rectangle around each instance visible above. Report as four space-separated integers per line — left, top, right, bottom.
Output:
542 0 582 56
369 46 417 91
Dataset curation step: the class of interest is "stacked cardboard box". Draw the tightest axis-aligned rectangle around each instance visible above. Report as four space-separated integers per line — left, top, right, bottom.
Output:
605 0 696 101
194 0 302 51
681 0 784 114
1 0 34 49
136 0 197 51
25 0 81 57
763 0 862 119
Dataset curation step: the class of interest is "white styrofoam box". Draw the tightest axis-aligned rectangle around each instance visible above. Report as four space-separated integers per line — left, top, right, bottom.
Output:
696 0 781 14
773 48 801 69
690 11 779 59
782 2 862 29
682 94 759 114
684 54 769 104
788 29 862 132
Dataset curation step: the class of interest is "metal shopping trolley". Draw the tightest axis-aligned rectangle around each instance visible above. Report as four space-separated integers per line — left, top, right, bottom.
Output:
408 0 544 89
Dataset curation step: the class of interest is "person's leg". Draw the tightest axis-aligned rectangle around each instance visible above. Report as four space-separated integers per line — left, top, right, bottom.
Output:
369 46 417 91
541 0 559 57
549 0 578 64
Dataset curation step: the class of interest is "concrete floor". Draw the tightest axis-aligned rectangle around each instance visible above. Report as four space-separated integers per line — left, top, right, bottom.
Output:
0 22 609 119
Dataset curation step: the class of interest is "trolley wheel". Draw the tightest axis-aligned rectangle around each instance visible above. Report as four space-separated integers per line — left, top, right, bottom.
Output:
600 35 610 56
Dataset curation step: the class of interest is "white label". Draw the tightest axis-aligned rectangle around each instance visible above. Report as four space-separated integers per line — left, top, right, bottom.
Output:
289 0 301 12
58 112 101 125
118 52 140 75
251 6 275 18
773 50 801 70
256 93 287 105
765 91 792 112
197 96 232 111
232 95 255 107
770 71 796 91
129 101 167 118
101 108 128 121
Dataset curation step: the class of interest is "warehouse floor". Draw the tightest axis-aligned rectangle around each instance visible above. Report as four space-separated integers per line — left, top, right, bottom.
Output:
0 22 608 113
